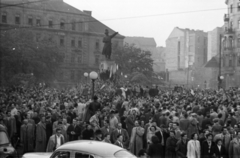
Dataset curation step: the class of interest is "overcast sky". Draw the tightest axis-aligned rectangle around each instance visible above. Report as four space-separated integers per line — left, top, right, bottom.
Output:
64 0 227 47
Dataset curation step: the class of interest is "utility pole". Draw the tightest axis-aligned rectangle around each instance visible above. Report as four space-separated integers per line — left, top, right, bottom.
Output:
218 34 222 90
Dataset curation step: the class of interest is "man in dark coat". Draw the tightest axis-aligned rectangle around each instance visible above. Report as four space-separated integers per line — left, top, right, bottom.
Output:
20 119 35 153
111 123 129 148
201 133 215 158
67 119 81 141
35 116 47 152
88 96 101 117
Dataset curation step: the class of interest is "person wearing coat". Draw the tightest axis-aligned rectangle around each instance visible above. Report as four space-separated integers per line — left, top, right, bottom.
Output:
201 133 215 158
20 119 35 153
111 123 129 148
147 135 163 158
46 128 65 152
114 134 124 148
229 131 240 158
187 133 201 158
67 119 81 141
213 139 227 158
35 116 47 152
125 112 135 137
176 133 188 158
129 120 145 155
4 111 16 140
165 130 178 158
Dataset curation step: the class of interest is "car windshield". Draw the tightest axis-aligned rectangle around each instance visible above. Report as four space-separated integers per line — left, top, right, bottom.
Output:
114 150 136 158
0 131 10 145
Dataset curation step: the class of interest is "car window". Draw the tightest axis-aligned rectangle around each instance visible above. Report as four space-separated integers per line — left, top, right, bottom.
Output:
114 150 136 158
51 151 70 158
75 152 94 158
0 131 9 145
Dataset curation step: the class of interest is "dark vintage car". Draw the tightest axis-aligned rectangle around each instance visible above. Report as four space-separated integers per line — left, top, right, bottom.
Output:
0 125 17 158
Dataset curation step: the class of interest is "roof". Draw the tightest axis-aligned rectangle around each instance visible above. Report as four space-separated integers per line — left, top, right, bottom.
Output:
0 0 124 38
205 57 219 68
57 140 130 157
124 37 157 47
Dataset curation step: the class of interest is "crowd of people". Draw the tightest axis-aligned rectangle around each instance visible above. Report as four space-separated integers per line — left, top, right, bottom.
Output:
0 82 240 158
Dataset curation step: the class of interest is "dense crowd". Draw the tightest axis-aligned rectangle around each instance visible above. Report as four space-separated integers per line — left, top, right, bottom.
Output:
0 83 240 158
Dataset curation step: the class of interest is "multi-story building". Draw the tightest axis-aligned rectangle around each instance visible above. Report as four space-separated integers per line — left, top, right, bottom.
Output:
124 37 165 73
207 27 224 61
165 27 208 86
221 0 240 88
0 0 124 86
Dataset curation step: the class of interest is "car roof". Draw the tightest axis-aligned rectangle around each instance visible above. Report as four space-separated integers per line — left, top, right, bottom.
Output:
57 140 124 157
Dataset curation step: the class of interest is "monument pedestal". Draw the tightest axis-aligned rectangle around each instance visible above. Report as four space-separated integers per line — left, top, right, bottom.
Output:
99 59 118 81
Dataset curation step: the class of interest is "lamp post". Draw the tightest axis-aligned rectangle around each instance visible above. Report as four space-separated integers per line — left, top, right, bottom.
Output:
89 71 98 98
84 72 88 83
218 75 224 89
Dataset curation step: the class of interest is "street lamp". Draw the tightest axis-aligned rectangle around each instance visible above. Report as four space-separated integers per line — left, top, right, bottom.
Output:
84 72 88 83
89 71 98 98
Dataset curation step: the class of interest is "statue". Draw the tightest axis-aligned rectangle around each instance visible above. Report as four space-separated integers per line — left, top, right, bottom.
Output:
102 29 118 60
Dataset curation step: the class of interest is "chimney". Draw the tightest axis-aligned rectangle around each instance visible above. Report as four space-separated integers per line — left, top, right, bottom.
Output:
83 10 92 16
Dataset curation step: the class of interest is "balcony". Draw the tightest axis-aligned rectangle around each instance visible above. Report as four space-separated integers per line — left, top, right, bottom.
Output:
224 14 229 22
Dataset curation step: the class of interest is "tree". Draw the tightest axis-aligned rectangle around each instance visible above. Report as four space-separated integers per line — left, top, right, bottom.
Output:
112 44 154 77
0 29 64 86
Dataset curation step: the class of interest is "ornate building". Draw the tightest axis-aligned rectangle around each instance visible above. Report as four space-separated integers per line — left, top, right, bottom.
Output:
0 0 124 86
221 0 240 88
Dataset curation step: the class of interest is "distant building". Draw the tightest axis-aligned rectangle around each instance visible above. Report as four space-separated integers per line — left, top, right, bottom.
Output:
207 27 223 61
165 27 208 86
220 0 240 88
0 0 124 86
124 37 165 73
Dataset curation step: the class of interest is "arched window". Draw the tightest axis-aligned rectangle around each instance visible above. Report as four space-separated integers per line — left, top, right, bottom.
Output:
1 12 7 23
15 14 21 25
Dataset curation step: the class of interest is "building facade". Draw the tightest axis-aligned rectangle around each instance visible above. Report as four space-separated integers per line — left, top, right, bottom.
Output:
124 37 165 73
207 27 223 61
165 27 208 86
221 0 240 88
0 0 124 86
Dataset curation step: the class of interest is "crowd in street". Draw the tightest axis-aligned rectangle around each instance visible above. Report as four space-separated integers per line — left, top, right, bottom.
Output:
0 82 240 158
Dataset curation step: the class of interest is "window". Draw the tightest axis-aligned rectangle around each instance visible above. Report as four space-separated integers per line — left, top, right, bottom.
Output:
60 20 65 29
223 55 226 67
71 54 75 63
78 22 83 31
189 45 194 52
36 18 41 26
75 152 94 158
238 3 240 11
60 36 65 46
70 70 75 80
52 151 70 158
230 4 233 13
36 33 41 42
15 15 20 24
48 19 53 28
238 38 240 48
229 57 233 67
230 21 233 29
1 13 7 23
77 70 82 79
72 21 76 30
28 16 33 26
78 55 82 63
95 39 100 49
238 55 240 66
95 55 99 65
78 39 82 48
71 38 75 47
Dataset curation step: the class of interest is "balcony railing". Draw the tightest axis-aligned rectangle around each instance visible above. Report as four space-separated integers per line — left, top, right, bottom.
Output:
224 14 229 22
